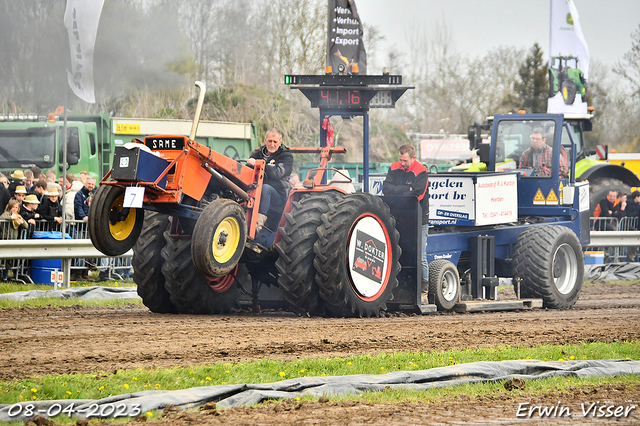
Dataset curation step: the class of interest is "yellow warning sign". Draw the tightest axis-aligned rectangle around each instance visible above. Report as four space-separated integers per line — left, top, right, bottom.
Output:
559 182 564 203
546 188 559 205
533 188 546 205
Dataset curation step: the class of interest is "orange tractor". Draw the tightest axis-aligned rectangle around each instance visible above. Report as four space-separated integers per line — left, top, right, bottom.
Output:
89 82 402 317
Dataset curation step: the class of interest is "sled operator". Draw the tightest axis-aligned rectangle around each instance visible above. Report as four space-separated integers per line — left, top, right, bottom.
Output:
382 144 429 302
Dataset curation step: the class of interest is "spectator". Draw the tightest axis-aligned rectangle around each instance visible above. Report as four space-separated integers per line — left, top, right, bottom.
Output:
20 194 40 238
65 177 84 221
20 194 41 225
0 174 8 189
23 170 35 194
593 190 619 231
13 185 27 205
612 193 628 220
624 191 640 262
31 166 42 181
45 169 63 194
33 180 48 202
0 176 10 213
0 199 29 281
37 187 63 229
7 170 25 196
74 177 96 222
79 171 91 184
0 199 28 239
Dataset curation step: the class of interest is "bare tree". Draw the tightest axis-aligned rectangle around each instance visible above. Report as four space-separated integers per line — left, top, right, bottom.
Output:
614 23 640 98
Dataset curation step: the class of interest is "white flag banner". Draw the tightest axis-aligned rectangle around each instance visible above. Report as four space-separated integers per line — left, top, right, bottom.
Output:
548 0 590 114
64 0 105 104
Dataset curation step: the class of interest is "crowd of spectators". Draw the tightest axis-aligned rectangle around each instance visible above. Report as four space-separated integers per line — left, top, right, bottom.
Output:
0 167 111 281
593 189 640 261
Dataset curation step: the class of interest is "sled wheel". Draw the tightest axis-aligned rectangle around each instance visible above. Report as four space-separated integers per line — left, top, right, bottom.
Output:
162 232 241 314
275 191 341 315
512 225 583 309
132 212 177 313
314 193 401 317
89 185 144 256
428 259 460 311
191 199 247 277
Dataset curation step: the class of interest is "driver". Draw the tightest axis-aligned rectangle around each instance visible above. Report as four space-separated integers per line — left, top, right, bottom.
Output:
246 129 293 233
519 128 568 178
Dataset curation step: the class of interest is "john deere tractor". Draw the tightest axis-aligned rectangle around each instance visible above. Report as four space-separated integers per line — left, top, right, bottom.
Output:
549 55 587 105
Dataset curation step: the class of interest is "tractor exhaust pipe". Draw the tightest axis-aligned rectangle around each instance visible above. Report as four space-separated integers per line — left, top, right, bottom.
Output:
189 81 206 141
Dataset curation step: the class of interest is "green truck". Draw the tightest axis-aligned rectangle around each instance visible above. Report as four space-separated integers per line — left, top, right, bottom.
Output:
0 113 258 180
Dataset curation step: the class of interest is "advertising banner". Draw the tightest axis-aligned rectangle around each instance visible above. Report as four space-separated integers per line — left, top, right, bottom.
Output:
548 0 590 114
428 177 476 226
326 0 366 74
64 0 105 103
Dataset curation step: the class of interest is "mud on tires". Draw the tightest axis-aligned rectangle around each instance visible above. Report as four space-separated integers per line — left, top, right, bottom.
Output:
132 212 176 313
314 193 401 317
275 191 341 315
512 225 583 309
162 232 240 314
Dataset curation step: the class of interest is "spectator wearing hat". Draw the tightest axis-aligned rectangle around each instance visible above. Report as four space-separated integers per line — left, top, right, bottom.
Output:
8 170 25 196
12 185 27 205
37 187 63 229
20 194 41 225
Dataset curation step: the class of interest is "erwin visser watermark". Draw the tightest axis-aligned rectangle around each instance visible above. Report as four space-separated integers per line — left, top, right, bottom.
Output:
516 401 636 419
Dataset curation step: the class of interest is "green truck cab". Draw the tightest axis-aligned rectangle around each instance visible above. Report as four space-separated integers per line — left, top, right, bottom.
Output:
0 113 258 181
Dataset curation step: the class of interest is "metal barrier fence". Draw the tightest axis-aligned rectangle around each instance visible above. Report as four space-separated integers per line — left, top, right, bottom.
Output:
0 219 132 284
588 216 638 263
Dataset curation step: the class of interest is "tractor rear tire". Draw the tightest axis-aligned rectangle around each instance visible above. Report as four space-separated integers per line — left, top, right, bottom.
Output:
275 191 341 315
314 193 401 317
512 225 583 309
561 80 577 105
162 232 240 314
132 212 176 313
589 178 630 217
89 185 144 256
428 259 460 311
191 199 247 277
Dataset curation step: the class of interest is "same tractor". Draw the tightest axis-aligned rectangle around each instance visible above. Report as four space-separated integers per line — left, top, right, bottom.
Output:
89 82 589 317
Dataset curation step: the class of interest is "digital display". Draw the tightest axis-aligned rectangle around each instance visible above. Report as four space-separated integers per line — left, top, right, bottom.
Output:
319 89 361 107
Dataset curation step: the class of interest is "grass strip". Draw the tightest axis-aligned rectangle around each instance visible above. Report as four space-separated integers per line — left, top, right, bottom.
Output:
1 341 637 404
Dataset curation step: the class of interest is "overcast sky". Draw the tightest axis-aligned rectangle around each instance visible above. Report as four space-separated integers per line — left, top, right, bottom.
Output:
358 0 640 71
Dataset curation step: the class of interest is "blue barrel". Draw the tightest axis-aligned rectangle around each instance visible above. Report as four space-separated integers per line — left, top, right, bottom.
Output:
30 231 70 285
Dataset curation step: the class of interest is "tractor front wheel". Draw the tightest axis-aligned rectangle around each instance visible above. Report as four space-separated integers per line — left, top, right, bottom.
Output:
512 225 583 309
89 185 144 256
561 80 577 105
191 199 247 277
314 193 401 317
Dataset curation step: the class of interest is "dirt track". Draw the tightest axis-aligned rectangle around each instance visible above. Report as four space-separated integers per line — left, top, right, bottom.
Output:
3 280 640 425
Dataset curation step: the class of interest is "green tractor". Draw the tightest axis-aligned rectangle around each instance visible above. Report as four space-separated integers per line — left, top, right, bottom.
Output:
549 55 587 105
